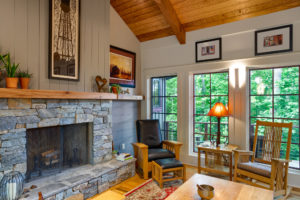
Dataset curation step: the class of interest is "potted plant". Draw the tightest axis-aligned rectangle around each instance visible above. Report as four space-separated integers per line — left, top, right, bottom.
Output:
110 84 121 94
18 70 32 89
0 53 19 88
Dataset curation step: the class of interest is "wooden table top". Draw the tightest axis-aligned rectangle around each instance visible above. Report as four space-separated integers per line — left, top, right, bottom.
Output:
165 174 273 200
197 144 239 153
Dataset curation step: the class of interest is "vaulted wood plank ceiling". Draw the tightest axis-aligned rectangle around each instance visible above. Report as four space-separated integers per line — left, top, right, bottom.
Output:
111 0 300 44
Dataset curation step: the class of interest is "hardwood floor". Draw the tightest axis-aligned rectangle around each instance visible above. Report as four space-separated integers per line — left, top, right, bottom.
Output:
90 165 299 200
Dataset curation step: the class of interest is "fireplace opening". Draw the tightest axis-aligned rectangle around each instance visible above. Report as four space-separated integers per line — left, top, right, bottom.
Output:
26 123 90 181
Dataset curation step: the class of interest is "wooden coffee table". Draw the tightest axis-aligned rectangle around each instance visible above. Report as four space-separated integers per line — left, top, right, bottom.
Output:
165 174 273 200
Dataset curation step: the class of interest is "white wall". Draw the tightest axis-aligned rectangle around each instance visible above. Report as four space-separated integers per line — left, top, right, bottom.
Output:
110 6 141 94
141 7 300 69
141 7 300 186
0 0 110 92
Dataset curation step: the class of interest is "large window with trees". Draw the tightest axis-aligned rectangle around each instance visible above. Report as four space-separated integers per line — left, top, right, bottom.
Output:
250 66 300 169
193 72 229 152
151 76 178 141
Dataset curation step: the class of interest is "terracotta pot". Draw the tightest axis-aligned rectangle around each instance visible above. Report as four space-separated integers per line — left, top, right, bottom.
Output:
112 86 119 94
5 77 19 89
20 77 30 89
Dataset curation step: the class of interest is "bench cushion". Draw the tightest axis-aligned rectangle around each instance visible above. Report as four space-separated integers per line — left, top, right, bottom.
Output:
154 158 183 169
237 162 271 178
148 148 175 161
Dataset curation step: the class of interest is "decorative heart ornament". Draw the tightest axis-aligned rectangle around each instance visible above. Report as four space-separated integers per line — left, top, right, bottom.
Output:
95 76 107 92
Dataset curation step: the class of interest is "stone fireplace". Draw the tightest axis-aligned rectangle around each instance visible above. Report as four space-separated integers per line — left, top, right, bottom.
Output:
0 98 135 199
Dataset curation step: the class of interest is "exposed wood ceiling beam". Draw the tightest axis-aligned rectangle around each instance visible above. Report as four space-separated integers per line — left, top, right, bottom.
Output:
153 0 186 44
111 0 300 43
137 27 174 42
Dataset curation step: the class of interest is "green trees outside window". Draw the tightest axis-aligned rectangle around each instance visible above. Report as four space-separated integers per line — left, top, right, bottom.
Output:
151 76 178 141
193 72 229 152
250 66 300 169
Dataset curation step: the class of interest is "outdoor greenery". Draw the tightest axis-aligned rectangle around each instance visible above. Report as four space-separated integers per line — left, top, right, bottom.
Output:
151 76 178 141
250 66 299 167
151 67 299 168
194 72 229 151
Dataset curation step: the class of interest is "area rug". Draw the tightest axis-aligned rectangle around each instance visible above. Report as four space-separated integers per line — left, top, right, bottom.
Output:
124 179 181 200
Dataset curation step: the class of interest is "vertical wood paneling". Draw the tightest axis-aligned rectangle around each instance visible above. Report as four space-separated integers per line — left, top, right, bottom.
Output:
0 0 15 58
0 0 14 87
0 0 110 92
39 0 50 90
91 0 99 92
14 0 28 72
27 0 40 89
104 0 110 81
83 1 91 92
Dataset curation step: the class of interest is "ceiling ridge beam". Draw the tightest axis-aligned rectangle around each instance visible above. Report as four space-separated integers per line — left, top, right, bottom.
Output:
153 0 186 44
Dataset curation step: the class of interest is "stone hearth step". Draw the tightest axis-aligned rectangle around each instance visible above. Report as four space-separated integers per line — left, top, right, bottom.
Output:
20 158 136 200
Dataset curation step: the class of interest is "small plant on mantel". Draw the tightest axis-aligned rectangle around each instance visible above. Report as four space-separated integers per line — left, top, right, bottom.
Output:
0 53 19 88
110 84 121 94
18 70 32 89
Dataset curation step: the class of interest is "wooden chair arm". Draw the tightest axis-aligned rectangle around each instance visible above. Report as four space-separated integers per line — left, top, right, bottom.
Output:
162 140 183 147
271 158 291 163
233 150 254 167
162 140 182 160
132 142 148 149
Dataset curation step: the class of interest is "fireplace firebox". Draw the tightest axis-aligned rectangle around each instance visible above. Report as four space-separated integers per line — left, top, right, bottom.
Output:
26 123 90 181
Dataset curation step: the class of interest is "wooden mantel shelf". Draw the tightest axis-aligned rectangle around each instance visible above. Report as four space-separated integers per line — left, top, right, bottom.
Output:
0 88 144 101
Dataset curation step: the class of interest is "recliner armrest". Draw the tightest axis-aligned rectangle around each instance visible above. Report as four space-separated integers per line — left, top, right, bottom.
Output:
162 140 182 160
162 140 183 147
132 142 148 149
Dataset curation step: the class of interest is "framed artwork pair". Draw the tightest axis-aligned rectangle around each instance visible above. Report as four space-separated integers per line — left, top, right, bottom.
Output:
195 24 293 62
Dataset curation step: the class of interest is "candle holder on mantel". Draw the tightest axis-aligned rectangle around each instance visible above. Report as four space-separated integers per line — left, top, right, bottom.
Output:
207 102 229 147
0 171 24 200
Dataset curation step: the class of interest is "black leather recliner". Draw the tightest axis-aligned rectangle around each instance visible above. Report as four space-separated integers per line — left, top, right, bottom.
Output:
132 120 183 179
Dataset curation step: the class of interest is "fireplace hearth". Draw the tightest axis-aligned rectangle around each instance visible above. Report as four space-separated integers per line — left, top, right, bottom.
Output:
26 123 90 181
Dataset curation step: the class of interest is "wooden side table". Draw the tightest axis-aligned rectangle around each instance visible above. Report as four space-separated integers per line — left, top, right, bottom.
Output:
197 144 238 180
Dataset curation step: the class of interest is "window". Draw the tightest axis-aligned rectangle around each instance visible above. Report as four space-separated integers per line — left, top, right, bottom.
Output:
193 72 229 152
151 76 178 141
250 66 300 169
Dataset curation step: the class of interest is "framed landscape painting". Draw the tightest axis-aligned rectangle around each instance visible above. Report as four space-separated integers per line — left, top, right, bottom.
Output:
196 38 222 62
110 46 136 88
255 24 293 56
49 0 80 81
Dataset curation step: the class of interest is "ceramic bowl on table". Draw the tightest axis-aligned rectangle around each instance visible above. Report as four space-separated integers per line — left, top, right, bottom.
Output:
197 184 214 200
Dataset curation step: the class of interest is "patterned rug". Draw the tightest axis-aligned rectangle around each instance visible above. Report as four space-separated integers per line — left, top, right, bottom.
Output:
124 179 181 200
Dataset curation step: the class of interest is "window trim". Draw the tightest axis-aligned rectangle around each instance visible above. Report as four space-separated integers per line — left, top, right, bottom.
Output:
193 71 229 152
150 75 178 141
249 65 300 170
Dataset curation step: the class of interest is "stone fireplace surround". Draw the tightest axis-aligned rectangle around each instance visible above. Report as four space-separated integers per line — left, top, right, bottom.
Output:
0 98 136 199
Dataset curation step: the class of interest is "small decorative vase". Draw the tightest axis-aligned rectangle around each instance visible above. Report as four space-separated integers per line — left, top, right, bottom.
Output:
0 171 24 200
5 77 19 89
20 78 30 89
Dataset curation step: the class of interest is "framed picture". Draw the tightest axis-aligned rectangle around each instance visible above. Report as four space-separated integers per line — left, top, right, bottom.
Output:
49 0 80 81
196 38 222 62
110 46 136 88
255 24 293 56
